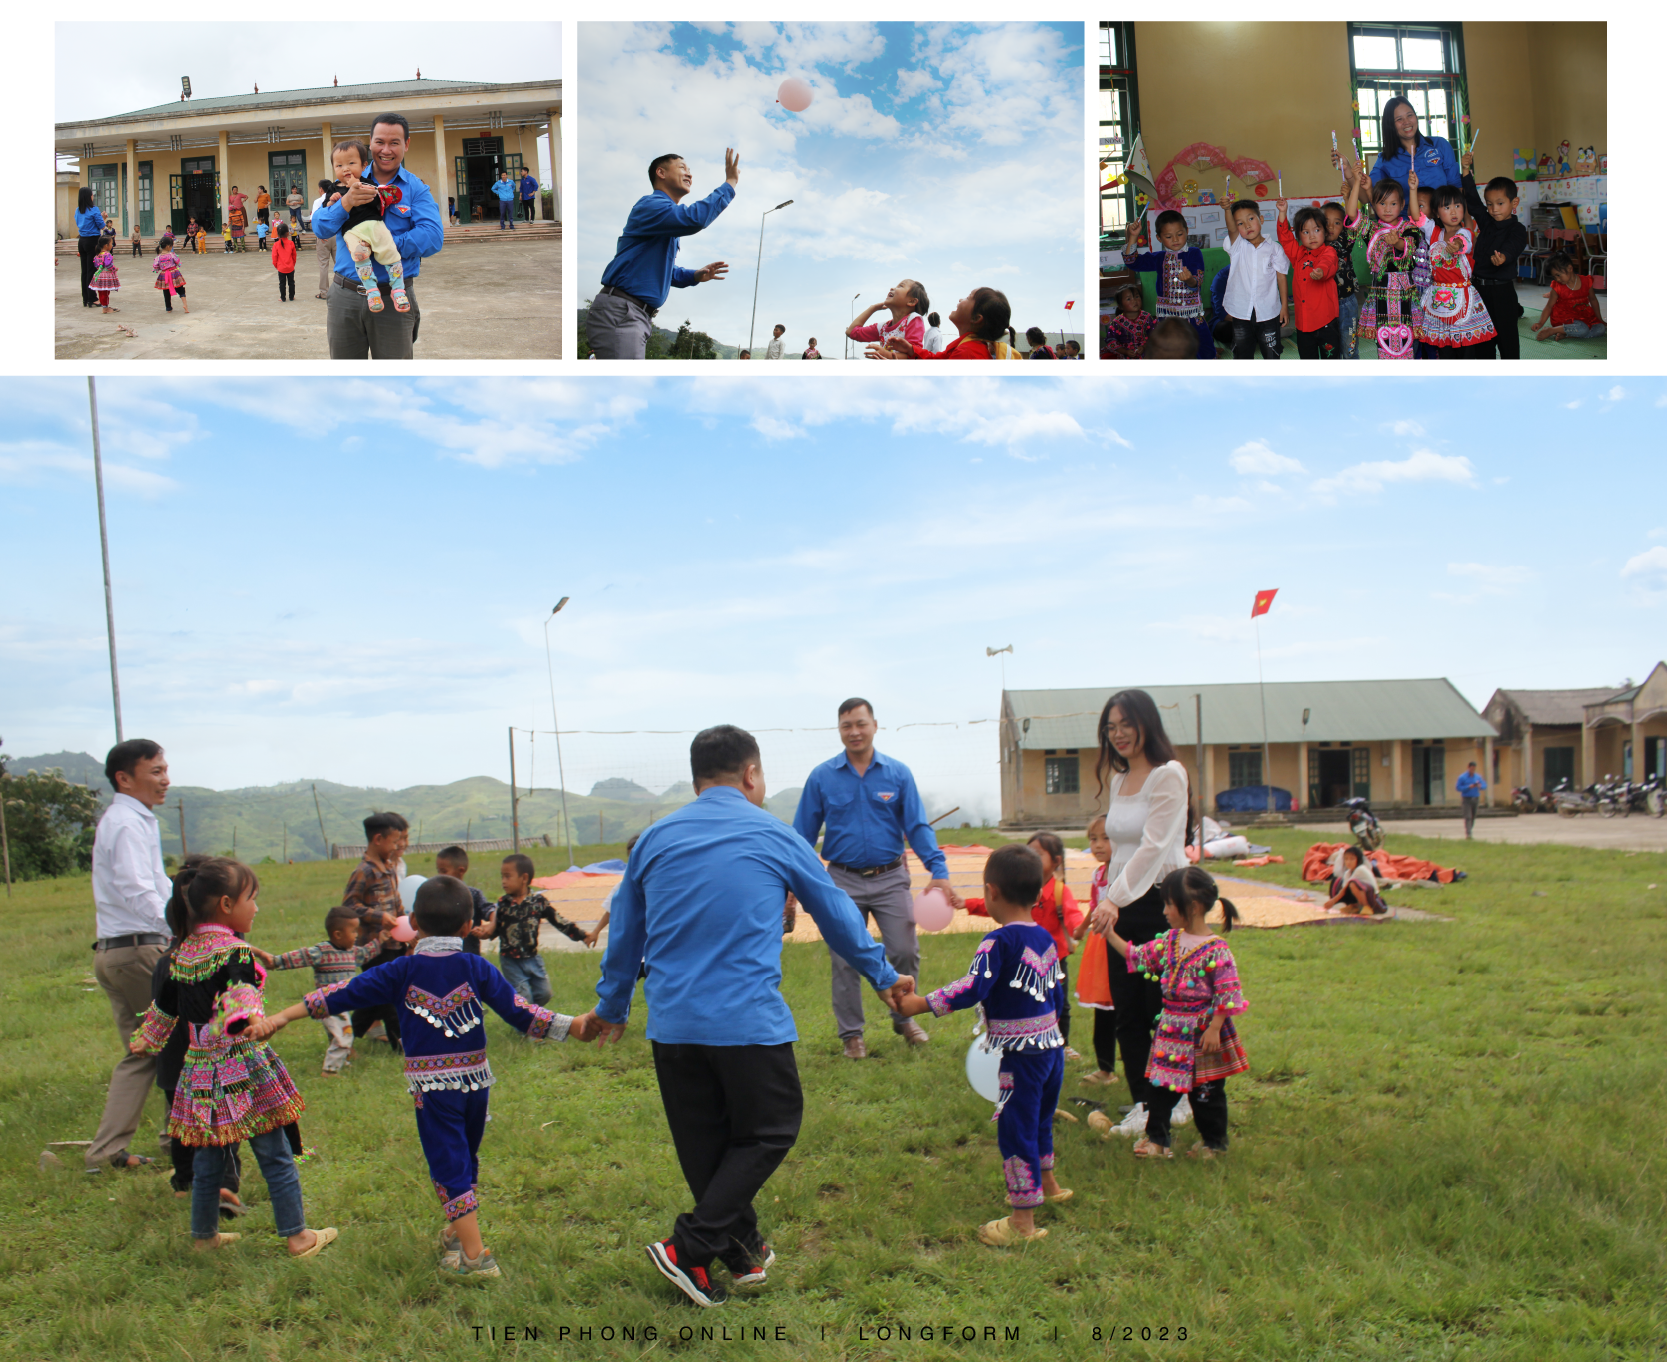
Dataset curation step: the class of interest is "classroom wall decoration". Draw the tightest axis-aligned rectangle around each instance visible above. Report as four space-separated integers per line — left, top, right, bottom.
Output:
1152 142 1277 210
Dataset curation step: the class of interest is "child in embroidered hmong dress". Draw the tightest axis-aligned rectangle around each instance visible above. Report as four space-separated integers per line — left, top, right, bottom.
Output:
129 857 336 1255
152 237 187 313
322 138 411 313
1356 163 1426 361
259 905 382 1073
1100 284 1155 360
898 845 1070 1247
1322 157 1366 359
256 877 590 1278
1073 814 1118 1086
1421 186 1496 356
89 238 122 313
1104 866 1247 1161
1122 210 1213 358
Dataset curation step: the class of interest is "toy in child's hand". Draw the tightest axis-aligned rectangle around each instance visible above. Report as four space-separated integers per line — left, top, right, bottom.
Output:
389 916 416 943
912 888 954 932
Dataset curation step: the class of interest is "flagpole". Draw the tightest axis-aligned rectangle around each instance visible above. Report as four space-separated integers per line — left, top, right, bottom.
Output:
1256 617 1271 815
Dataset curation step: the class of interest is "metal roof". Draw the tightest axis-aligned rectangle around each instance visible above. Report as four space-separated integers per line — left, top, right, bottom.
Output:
60 78 550 127
1006 679 1496 750
1486 687 1621 726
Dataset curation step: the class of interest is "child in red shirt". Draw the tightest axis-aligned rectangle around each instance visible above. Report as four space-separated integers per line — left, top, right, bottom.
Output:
1532 252 1605 341
1275 200 1340 359
964 830 1084 1057
272 222 299 302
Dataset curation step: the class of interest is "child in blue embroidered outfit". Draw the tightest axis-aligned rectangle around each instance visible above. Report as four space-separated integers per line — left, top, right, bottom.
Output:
1122 210 1213 358
128 857 336 1256
260 905 383 1073
899 844 1071 1246
257 876 592 1278
1104 866 1248 1161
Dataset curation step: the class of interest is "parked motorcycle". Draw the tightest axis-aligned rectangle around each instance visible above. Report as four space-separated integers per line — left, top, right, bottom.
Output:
1549 778 1597 816
1628 774 1665 817
1510 785 1537 813
1340 796 1384 851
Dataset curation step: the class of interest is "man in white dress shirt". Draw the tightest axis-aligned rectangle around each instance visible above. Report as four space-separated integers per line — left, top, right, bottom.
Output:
85 739 174 1173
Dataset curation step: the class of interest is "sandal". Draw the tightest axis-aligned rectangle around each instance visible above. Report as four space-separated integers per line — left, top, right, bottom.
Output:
1132 1138 1173 1160
290 1226 338 1258
977 1217 1048 1247
1043 1187 1074 1204
1185 1145 1223 1161
1080 1070 1116 1086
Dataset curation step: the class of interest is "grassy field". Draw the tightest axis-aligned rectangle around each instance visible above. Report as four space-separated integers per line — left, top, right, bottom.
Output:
3 830 1664 1361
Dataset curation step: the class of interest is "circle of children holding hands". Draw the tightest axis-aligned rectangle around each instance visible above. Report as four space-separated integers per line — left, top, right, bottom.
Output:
105 700 1252 1304
1107 95 1557 360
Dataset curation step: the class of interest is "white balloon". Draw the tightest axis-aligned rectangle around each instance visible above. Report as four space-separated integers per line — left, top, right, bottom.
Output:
397 874 427 913
965 1039 1003 1104
776 77 813 113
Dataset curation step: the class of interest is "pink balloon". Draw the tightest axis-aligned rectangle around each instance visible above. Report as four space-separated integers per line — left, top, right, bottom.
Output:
912 888 954 933
390 915 417 942
776 77 813 114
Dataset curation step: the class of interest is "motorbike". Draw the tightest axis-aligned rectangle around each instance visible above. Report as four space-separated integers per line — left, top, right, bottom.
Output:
1628 774 1665 817
1340 796 1384 851
1510 785 1537 813
1549 778 1596 816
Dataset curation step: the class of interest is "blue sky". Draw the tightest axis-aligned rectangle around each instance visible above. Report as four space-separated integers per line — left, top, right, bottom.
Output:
3 376 1662 819
578 23 1085 354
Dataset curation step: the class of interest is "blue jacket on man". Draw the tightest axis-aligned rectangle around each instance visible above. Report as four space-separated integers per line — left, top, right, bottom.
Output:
595 786 898 1045
600 181 734 311
309 161 444 283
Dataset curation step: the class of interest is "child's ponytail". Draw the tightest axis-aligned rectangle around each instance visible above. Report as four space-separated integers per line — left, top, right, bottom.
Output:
1218 897 1240 934
167 855 259 937
165 852 209 939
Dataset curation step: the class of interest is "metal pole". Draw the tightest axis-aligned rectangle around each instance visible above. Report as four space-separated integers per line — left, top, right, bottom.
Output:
848 292 859 360
0 760 12 898
176 797 188 857
88 379 123 743
1195 692 1205 852
748 210 768 356
1256 619 1272 814
508 726 520 852
312 783 329 858
544 602 577 869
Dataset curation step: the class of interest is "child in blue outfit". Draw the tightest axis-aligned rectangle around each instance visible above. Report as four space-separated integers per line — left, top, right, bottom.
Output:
899 843 1071 1246
1121 209 1214 359
256 876 596 1278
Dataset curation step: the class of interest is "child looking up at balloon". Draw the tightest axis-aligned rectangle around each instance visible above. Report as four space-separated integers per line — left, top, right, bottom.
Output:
848 279 928 353
869 287 1017 360
1121 209 1212 357
897 844 1070 1245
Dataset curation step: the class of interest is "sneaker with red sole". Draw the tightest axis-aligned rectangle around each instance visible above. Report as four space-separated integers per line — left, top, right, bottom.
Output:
727 1243 776 1286
646 1239 726 1307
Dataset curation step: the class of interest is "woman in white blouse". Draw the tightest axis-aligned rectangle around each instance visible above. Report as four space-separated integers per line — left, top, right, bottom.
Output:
1083 689 1194 1137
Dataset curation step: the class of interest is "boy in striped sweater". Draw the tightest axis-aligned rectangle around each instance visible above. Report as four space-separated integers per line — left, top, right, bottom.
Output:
259 906 386 1073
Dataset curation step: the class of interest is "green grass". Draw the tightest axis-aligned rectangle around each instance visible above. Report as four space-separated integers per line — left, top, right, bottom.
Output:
3 834 1664 1361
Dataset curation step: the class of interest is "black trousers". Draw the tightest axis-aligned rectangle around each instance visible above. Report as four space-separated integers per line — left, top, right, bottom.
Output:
1058 957 1071 1044
1104 886 1167 1109
651 1040 803 1268
1474 277 1522 360
162 283 185 311
277 270 295 300
1091 1007 1118 1074
352 1004 402 1052
79 235 102 306
1295 318 1341 359
1147 1079 1229 1151
1230 312 1282 360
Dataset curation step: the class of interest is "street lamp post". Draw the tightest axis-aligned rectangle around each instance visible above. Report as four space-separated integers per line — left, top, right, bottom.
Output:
747 199 794 357
847 291 860 360
543 598 577 868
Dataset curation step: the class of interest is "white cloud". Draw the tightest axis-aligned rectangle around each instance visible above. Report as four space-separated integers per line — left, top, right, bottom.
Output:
1447 562 1534 594
0 441 177 497
1382 419 1425 437
1311 450 1476 500
1229 440 1304 476
1620 546 1667 588
751 414 803 441
1655 395 1667 408
1563 400 1582 410
1603 386 1625 402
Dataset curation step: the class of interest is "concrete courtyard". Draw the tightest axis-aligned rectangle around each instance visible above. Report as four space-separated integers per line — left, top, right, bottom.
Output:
55 238 560 360
1304 814 1667 855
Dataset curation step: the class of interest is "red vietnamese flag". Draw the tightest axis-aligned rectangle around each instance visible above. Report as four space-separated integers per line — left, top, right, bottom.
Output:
1251 588 1278 618
1065 300 1076 310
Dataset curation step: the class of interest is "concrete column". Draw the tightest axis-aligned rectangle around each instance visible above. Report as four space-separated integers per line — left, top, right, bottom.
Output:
1522 724 1534 794
1632 721 1644 781
320 121 333 191
125 139 138 236
1202 745 1217 817
1296 741 1308 811
432 115 447 220
1581 723 1596 786
216 129 229 221
1391 740 1406 805
549 108 562 221
1484 736 1496 804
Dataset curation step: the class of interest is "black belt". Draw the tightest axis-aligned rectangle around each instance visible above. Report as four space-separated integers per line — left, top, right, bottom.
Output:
828 856 903 878
94 933 168 951
598 284 658 319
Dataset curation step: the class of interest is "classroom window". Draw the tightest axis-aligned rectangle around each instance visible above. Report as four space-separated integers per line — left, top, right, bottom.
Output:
1348 24 1467 158
1045 757 1080 796
1228 752 1262 788
1098 22 1139 239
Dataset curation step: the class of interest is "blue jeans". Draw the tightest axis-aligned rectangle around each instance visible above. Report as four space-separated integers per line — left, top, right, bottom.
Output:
1338 293 1361 359
192 1128 304 1239
498 953 551 1007
498 197 514 228
1560 320 1605 339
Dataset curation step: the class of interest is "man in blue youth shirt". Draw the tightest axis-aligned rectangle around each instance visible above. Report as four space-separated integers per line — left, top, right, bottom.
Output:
574 725 909 1308
793 698 962 1059
1456 761 1487 839
519 168 539 222
589 149 738 359
310 113 444 360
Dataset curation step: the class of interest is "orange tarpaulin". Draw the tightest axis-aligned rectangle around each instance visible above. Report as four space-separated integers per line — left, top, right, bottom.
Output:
1302 842 1460 885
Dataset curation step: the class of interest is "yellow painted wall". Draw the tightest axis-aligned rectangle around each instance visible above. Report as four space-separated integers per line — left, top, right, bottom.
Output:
1134 23 1355 198
1134 23 1606 196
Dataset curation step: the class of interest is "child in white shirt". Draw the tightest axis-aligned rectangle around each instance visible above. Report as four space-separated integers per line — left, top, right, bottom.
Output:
1222 200 1290 360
